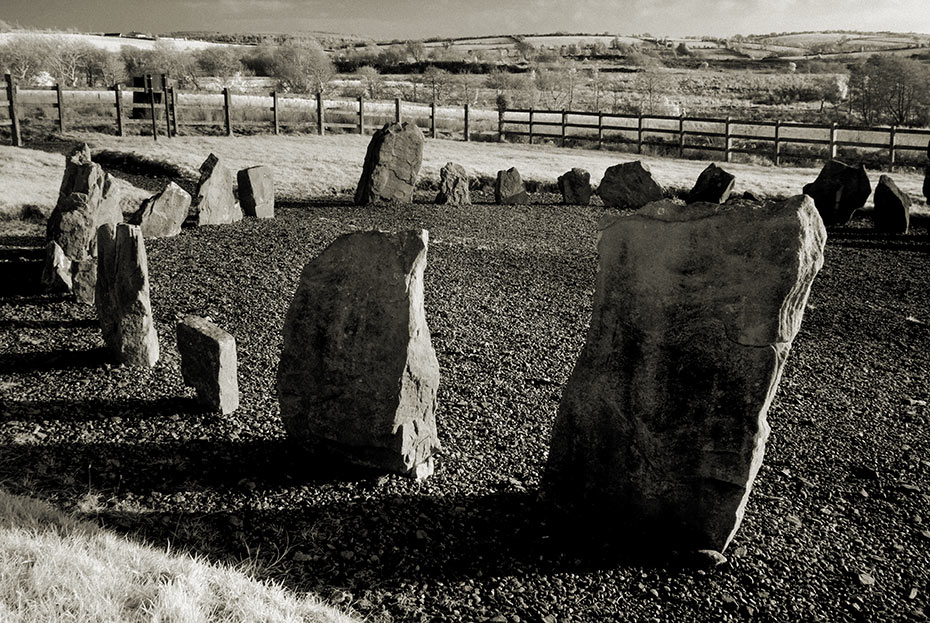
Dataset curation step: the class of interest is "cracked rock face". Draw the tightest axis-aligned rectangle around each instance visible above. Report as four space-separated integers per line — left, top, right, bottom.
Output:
277 229 440 479
237 166 275 218
354 122 424 205
543 196 826 552
194 153 242 226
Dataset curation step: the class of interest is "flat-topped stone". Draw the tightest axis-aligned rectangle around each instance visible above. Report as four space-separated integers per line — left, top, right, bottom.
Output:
557 168 592 205
237 166 275 218
130 182 191 238
177 315 239 414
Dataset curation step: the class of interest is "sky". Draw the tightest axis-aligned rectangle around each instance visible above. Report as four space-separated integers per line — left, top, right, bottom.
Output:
4 0 930 40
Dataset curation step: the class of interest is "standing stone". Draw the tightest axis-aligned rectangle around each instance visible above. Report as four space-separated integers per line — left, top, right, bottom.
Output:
129 182 191 238
802 159 871 226
41 241 72 292
177 316 239 414
354 122 424 205
193 153 242 226
686 163 736 204
494 167 529 204
557 168 592 205
597 161 665 209
237 166 275 218
95 223 159 367
277 229 440 479
435 162 471 205
543 196 826 552
872 175 910 234
922 165 930 205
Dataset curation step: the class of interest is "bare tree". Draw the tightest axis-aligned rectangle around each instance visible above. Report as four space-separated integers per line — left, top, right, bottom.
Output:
0 36 49 83
356 65 382 98
270 39 335 94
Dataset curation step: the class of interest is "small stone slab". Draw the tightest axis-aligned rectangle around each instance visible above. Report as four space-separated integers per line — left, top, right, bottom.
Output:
194 153 242 226
686 163 735 204
597 161 665 209
495 167 528 204
435 162 471 205
130 182 191 238
872 175 910 234
354 122 424 205
802 159 871 226
177 315 239 414
543 196 826 552
557 168 592 205
96 223 159 367
237 166 275 218
41 241 72 292
277 229 440 479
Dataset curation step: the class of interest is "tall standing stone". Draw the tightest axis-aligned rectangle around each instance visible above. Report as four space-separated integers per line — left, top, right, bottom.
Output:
277 229 440 479
872 175 910 234
802 159 871 226
543 196 826 552
557 168 592 205
597 161 665 209
686 163 736 204
354 122 424 205
237 166 275 218
96 223 159 367
177 316 239 414
494 167 528 204
435 162 471 205
129 182 191 238
193 153 242 226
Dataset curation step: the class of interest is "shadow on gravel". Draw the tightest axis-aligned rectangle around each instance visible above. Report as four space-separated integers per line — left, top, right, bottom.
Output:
1 396 198 423
826 228 930 253
0 346 110 374
0 318 97 330
0 261 44 297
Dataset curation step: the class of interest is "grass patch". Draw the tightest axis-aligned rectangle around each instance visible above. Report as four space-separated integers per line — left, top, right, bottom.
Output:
0 489 358 623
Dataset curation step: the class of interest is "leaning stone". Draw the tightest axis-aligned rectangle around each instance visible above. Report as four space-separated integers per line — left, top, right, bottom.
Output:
277 229 440 479
494 167 528 204
95 223 159 367
557 168 592 205
543 195 826 552
193 153 242 226
686 163 735 204
872 175 910 234
237 166 275 218
41 241 72 292
129 182 191 238
177 316 239 414
802 159 871 226
354 122 424 205
597 161 665 209
435 162 471 205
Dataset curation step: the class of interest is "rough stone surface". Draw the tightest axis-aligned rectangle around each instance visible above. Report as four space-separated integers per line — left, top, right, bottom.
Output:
71 259 97 305
872 175 910 234
597 161 665 209
95 223 159 367
41 241 72 292
129 182 192 238
354 122 424 205
557 168 592 205
194 153 242 226
494 167 529 204
686 163 736 204
802 159 872 226
177 315 239 414
543 195 826 552
277 229 440 479
237 166 275 218
923 164 930 205
435 162 471 205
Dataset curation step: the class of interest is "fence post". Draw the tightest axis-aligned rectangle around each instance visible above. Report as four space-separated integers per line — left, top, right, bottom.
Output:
889 124 896 170
636 114 643 154
395 97 402 123
316 92 324 135
147 75 158 142
430 101 436 138
357 95 364 134
223 87 233 137
114 83 124 137
161 75 171 137
678 114 684 158
528 107 534 145
724 116 732 163
597 111 603 149
773 120 781 166
5 74 21 147
828 122 837 159
272 91 279 135
170 87 179 136
561 110 567 147
464 103 470 142
56 84 65 134
498 108 503 142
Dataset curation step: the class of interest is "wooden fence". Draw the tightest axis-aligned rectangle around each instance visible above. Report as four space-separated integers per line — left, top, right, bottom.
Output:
499 107 930 168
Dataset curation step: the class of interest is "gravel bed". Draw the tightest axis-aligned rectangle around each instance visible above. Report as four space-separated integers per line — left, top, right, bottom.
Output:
1 195 929 622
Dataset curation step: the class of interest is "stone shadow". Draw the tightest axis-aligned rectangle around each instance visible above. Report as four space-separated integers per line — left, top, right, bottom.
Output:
1 396 199 423
0 347 111 374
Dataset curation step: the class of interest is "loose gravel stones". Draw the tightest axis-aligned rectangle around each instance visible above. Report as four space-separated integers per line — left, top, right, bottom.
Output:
177 315 239 414
544 196 827 552
686 163 735 204
95 223 159 367
802 159 872 226
495 167 529 204
237 166 275 218
354 122 424 205
872 175 910 234
193 153 242 226
596 161 664 209
129 181 191 238
277 229 440 479
435 162 471 206
557 168 592 205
